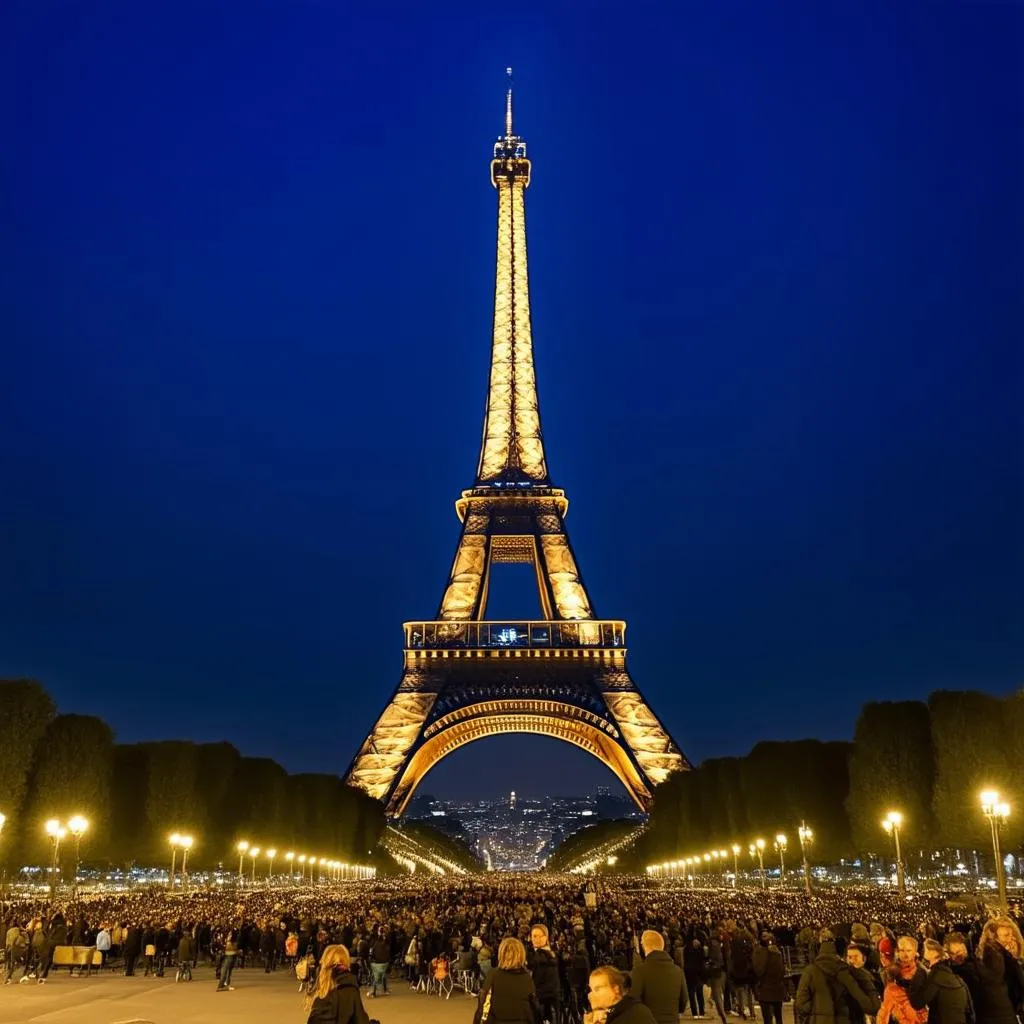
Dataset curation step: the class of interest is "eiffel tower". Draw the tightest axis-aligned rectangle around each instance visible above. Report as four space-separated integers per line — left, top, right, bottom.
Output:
345 73 688 816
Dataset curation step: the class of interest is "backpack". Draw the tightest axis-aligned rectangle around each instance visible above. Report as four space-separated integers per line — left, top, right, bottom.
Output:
296 954 313 981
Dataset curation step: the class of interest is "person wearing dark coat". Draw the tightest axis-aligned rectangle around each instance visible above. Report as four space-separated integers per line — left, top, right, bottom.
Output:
900 941 968 1024
795 939 881 1024
844 945 883 1024
305 946 370 1024
683 938 707 1018
528 924 561 1024
974 941 1024 1024
476 937 542 1024
630 930 687 1024
753 933 787 1024
122 924 142 976
38 915 67 981
587 964 657 1024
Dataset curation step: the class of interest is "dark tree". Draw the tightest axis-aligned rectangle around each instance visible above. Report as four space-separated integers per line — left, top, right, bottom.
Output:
20 714 115 863
0 679 55 864
845 700 934 852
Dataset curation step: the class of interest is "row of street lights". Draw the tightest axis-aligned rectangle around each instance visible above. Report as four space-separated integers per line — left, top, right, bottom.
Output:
234 841 374 884
647 824 815 894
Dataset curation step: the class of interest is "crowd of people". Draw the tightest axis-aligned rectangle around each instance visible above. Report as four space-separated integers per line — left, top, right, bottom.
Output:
1 876 1022 1024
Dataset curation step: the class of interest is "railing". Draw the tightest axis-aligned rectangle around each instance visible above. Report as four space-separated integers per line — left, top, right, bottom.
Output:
404 620 626 651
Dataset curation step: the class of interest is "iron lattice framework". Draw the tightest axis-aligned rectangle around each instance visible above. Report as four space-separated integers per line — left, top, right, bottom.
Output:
345 75 688 816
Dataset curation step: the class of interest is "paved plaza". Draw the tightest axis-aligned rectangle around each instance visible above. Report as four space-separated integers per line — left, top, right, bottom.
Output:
1 966 468 1024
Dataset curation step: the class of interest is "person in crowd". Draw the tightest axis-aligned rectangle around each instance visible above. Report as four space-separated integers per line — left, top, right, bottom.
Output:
369 926 390 997
796 928 881 1024
706 933 729 1024
684 936 707 1018
305 943 370 1024
95 923 111 970
122 922 141 977
973 917 1024 1024
753 930 786 1024
528 923 561 1024
4 919 28 984
585 964 657 1024
846 944 883 1023
475 936 541 1024
879 935 928 1024
730 926 756 1022
630 929 687 1024
897 938 968 1024
177 927 195 982
216 927 239 992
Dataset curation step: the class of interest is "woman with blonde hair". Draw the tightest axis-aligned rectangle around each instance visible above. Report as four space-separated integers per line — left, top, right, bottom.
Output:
974 917 1024 1024
474 936 541 1024
305 944 370 1024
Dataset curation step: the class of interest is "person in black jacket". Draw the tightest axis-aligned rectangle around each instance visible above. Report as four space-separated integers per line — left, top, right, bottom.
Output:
369 928 390 996
586 964 657 1024
476 937 541 1024
305 944 370 1024
973 919 1024 1024
529 924 561 1024
683 938 707 1018
753 932 787 1024
630 930 687 1024
900 939 968 1024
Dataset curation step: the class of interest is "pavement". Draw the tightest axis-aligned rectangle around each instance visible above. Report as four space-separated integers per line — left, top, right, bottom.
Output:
0 966 474 1024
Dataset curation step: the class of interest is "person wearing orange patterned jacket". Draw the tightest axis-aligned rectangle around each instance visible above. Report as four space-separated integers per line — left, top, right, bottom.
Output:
878 936 928 1024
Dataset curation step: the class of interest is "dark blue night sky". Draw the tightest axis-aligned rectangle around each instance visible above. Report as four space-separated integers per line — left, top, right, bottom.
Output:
3 1 1022 801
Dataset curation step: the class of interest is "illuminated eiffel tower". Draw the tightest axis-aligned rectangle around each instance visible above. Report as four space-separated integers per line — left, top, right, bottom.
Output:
345 73 688 816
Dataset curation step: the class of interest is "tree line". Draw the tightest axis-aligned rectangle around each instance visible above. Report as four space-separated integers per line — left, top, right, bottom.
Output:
642 689 1024 866
0 679 385 871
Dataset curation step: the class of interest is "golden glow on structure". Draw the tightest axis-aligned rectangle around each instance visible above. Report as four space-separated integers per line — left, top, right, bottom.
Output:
477 113 546 483
342 76 688 818
387 703 654 817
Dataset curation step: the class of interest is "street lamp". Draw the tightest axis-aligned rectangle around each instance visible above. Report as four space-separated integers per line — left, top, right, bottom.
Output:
180 835 193 890
286 851 295 881
775 834 788 884
249 846 260 882
67 815 88 904
753 839 766 889
266 848 277 881
797 823 813 896
298 854 307 881
731 844 741 887
980 791 1011 911
45 819 67 901
318 857 326 882
168 832 182 889
882 811 905 898
236 840 249 882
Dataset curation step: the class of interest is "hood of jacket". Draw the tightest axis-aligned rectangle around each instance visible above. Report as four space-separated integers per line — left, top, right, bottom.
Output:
334 970 360 990
813 948 849 979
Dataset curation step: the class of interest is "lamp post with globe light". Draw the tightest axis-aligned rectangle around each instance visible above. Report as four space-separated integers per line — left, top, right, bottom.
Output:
168 833 182 889
45 819 67 901
797 823 813 895
249 847 260 882
67 815 88 905
286 851 295 881
751 839 766 889
180 835 193 891
266 848 276 882
882 811 905 898
980 791 1011 911
775 834 788 885
731 844 740 887
236 840 249 883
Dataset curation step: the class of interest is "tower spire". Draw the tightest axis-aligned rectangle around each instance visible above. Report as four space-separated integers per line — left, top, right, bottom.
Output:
505 66 514 137
477 70 548 484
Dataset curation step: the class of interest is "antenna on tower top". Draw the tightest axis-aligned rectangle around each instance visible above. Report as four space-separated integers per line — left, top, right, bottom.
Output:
505 66 514 137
